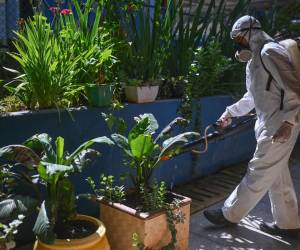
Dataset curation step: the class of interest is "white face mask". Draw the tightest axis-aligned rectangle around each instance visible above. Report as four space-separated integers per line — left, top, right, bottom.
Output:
235 49 252 63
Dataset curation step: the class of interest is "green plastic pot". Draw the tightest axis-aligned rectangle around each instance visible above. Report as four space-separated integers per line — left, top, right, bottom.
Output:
85 85 114 107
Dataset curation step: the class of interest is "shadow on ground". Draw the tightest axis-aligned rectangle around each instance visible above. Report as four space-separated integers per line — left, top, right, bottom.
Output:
189 147 300 250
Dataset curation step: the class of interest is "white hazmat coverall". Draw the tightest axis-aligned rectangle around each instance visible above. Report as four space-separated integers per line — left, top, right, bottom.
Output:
222 24 300 229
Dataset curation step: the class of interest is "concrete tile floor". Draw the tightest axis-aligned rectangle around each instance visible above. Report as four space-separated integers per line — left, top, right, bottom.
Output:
189 163 300 250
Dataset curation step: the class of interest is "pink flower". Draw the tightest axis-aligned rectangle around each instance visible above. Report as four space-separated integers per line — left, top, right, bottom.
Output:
49 6 60 14
60 9 72 15
126 3 136 13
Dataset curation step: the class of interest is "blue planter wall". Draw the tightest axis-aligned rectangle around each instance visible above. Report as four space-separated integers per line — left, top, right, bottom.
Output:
0 97 255 187
0 0 20 42
0 96 257 192
0 97 256 244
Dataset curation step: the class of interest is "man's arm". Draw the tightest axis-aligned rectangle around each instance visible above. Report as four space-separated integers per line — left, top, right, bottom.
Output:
226 65 255 117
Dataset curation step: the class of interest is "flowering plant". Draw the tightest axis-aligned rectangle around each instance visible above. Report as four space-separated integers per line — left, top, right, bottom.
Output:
56 0 116 85
60 8 72 15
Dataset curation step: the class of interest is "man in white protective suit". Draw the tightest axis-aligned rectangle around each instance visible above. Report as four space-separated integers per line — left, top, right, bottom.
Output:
203 15 300 235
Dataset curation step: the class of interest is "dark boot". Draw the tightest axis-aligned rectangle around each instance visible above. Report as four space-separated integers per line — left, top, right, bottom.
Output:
260 222 300 236
203 209 237 226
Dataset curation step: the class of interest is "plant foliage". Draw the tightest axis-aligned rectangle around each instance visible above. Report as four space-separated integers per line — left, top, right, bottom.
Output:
0 133 113 244
110 113 199 189
5 15 82 109
56 0 117 85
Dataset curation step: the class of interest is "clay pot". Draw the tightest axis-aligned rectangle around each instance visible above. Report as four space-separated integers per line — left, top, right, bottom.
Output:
33 215 110 250
99 193 191 250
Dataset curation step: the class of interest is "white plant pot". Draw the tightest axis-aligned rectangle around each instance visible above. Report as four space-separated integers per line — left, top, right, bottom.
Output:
124 86 159 103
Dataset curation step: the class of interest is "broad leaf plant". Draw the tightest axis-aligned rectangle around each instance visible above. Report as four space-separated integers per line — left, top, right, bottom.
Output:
0 134 113 244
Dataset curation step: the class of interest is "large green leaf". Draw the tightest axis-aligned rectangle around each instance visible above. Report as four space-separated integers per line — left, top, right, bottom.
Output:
37 162 73 184
130 134 155 158
33 201 55 244
55 137 64 165
129 113 158 143
23 134 56 163
111 134 132 157
154 117 188 143
0 195 38 222
66 136 114 165
72 149 101 172
0 145 41 166
159 132 200 158
134 114 159 133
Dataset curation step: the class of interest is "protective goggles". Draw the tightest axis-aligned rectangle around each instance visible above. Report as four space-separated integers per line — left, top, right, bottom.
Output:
230 27 261 39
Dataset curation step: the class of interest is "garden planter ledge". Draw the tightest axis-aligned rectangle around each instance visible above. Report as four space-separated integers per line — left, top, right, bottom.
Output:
99 193 192 250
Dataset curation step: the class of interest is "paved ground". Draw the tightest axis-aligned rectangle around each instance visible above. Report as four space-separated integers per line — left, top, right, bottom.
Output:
189 161 300 250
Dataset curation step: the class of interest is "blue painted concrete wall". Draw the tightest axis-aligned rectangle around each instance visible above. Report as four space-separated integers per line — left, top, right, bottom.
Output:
0 97 256 244
0 0 20 42
0 97 256 188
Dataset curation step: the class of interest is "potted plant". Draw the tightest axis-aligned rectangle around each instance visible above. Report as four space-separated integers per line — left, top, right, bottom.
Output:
0 215 24 250
56 0 117 107
116 0 167 104
84 69 116 107
4 14 83 110
87 113 199 249
124 79 161 103
0 133 114 250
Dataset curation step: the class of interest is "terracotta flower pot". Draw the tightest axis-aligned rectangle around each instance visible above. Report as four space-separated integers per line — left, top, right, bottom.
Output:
33 215 110 250
124 86 159 103
99 193 191 250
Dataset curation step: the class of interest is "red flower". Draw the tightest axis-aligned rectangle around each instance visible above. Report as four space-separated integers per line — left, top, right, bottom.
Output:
49 6 60 14
60 9 72 15
127 3 136 13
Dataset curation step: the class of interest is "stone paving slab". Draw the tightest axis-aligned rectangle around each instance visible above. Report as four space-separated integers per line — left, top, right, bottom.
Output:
189 163 300 250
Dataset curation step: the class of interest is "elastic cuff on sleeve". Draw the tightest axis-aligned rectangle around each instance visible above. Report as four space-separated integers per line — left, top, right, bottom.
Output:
283 115 297 126
225 107 233 117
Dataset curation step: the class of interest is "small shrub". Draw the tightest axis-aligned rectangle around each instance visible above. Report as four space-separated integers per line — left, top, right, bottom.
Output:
0 95 26 113
186 41 235 98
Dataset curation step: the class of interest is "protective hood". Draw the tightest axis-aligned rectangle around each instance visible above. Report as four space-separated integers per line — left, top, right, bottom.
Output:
231 15 273 52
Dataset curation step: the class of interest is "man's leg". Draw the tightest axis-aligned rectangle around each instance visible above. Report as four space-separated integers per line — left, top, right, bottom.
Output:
268 166 300 229
222 128 299 224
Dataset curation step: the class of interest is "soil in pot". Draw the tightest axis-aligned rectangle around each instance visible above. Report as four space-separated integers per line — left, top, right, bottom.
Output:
55 220 98 240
